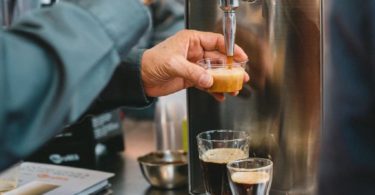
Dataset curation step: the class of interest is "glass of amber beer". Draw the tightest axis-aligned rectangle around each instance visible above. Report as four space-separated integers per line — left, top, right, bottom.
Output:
227 158 273 195
197 130 249 195
197 58 247 93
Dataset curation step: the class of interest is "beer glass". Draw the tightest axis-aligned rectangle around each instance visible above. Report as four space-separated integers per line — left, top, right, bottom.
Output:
197 130 249 195
227 158 273 195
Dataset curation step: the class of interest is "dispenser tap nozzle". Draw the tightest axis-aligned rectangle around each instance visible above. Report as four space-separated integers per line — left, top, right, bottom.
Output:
219 0 239 11
219 0 239 57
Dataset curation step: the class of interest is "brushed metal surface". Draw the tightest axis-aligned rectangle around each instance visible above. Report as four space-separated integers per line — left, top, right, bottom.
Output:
187 0 321 194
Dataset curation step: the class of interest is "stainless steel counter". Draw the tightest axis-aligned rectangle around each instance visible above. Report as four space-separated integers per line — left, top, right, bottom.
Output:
97 119 189 195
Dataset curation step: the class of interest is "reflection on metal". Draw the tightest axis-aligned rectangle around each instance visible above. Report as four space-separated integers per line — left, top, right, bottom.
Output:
187 0 321 194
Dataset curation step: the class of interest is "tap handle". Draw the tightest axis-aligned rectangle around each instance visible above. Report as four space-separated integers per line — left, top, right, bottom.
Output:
223 11 236 56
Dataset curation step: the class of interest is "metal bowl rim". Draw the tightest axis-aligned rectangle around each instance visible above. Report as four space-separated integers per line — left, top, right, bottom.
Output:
137 150 188 166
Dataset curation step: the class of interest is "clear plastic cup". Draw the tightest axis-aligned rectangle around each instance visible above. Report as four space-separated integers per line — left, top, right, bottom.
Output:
197 58 247 93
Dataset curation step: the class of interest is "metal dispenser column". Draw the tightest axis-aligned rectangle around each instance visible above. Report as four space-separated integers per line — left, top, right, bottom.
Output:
186 0 321 194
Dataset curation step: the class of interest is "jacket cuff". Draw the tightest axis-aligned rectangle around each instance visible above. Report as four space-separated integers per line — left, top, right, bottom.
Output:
117 48 155 107
86 49 155 115
122 48 146 66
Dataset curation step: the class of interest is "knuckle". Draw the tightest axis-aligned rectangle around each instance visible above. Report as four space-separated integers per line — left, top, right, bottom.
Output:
178 29 190 36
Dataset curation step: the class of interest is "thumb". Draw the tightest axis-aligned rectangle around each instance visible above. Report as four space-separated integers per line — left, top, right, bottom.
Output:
173 57 213 88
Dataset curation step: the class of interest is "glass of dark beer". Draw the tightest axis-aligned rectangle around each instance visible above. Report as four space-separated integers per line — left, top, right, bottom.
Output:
197 130 249 195
227 158 273 195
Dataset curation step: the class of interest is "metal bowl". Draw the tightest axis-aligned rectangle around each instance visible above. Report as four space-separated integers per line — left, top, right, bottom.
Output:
138 150 188 189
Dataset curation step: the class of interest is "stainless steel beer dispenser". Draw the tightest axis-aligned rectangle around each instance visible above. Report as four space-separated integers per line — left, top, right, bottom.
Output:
186 0 321 194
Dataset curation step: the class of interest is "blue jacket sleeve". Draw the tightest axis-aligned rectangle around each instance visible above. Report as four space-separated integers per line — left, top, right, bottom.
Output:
0 0 150 170
87 0 186 115
86 48 155 115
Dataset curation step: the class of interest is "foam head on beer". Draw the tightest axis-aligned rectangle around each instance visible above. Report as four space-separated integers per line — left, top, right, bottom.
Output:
201 148 248 163
229 172 271 195
231 172 270 185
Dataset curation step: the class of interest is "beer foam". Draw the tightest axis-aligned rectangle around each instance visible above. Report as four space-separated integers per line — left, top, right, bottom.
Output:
207 67 244 76
231 172 270 185
201 148 247 164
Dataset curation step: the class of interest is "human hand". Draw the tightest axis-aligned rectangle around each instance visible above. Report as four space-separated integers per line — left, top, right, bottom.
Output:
141 29 249 101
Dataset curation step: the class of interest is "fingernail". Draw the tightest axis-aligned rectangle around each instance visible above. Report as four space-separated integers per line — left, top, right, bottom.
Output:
199 74 213 88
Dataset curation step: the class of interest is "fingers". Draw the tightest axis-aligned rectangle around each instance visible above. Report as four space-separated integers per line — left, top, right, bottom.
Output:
233 45 248 62
203 50 250 67
203 51 227 60
192 30 248 61
211 93 226 102
211 91 240 101
172 57 213 89
194 86 238 102
194 31 225 52
244 72 250 82
193 86 225 102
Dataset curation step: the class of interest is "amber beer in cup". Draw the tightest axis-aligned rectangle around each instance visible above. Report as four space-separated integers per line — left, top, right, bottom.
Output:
227 158 273 195
197 58 247 93
197 130 249 195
